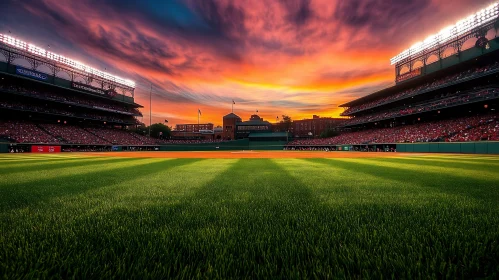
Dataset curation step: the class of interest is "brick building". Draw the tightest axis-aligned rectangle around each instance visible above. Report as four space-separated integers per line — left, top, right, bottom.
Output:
293 115 344 138
175 123 214 132
222 113 242 140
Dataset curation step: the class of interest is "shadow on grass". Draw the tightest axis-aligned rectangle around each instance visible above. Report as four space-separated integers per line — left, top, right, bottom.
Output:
0 158 202 212
375 157 499 173
4 159 498 279
68 159 329 278
303 158 499 202
0 157 134 175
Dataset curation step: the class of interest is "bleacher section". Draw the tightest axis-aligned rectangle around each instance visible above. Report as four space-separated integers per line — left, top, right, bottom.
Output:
288 113 498 147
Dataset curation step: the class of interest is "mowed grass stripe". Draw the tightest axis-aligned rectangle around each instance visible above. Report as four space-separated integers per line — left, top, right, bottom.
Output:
0 157 129 173
368 156 499 173
400 156 499 167
2 159 227 235
67 159 238 213
407 154 499 162
334 157 499 183
0 156 97 163
0 154 91 159
1 156 498 278
0 157 152 186
415 154 499 161
329 158 499 203
279 158 465 207
0 158 178 211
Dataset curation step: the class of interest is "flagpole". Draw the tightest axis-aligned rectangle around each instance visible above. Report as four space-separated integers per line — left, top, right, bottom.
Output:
149 83 152 137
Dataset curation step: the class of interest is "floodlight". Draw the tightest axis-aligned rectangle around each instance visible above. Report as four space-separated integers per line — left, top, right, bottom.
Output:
0 33 135 88
391 2 499 65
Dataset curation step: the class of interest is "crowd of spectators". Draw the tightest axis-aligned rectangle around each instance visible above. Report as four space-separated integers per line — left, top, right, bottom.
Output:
446 116 499 142
0 120 160 145
0 120 59 143
85 127 157 145
160 139 226 144
0 119 232 146
343 88 499 126
342 62 499 116
62 147 112 152
0 81 141 116
0 100 140 124
39 123 109 145
288 113 499 146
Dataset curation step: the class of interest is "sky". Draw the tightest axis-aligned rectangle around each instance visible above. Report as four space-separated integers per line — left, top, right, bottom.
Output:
0 0 494 126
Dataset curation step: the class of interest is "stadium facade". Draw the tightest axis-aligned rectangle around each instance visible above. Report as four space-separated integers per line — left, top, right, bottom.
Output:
0 34 162 153
286 3 499 154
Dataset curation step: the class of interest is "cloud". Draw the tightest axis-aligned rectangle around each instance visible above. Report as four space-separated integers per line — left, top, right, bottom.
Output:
2 0 490 125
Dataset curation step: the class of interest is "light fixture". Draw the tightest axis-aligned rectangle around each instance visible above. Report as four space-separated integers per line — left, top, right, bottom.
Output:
391 2 499 65
0 34 135 88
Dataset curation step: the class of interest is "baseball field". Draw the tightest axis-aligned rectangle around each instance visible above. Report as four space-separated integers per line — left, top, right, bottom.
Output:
1 151 498 278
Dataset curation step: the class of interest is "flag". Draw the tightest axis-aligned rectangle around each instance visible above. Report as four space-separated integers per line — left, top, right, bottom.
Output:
198 109 202 116
232 100 235 104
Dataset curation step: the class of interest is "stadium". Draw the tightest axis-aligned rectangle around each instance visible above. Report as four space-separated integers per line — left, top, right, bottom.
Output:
1 2 498 279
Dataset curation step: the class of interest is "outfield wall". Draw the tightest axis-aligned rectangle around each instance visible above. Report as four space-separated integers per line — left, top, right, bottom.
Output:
160 139 251 151
0 143 8 153
0 139 289 153
396 142 499 154
2 141 499 153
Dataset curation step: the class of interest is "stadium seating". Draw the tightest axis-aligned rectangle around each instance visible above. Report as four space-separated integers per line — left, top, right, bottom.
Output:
0 100 139 124
342 88 499 126
341 62 499 116
85 127 157 145
0 120 59 144
39 124 110 145
0 120 161 145
162 139 226 144
0 81 142 116
288 113 499 146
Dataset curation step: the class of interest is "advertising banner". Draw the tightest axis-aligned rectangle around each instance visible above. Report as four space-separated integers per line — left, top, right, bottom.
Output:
31 145 61 153
72 82 119 98
72 82 106 95
396 68 422 83
16 66 48 81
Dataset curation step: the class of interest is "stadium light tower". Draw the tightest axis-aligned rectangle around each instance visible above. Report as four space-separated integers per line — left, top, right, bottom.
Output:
391 2 499 65
390 2 499 83
0 33 135 91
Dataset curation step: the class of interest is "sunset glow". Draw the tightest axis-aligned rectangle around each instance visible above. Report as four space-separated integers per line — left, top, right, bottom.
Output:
1 0 492 126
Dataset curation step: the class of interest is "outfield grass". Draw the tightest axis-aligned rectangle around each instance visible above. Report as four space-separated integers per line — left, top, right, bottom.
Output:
0 154 498 278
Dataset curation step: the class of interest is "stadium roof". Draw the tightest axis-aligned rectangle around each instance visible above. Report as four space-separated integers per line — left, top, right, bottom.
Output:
0 33 135 89
223 113 241 119
237 120 271 126
391 2 499 65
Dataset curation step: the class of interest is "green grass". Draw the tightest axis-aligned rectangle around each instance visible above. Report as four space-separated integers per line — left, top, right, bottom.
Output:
1 153 498 279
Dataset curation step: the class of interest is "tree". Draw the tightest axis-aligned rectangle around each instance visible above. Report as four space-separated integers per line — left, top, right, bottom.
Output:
281 115 292 132
148 123 171 139
130 126 147 136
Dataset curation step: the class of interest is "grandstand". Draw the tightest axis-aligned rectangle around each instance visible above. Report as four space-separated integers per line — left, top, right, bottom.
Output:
287 3 499 153
0 34 163 152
